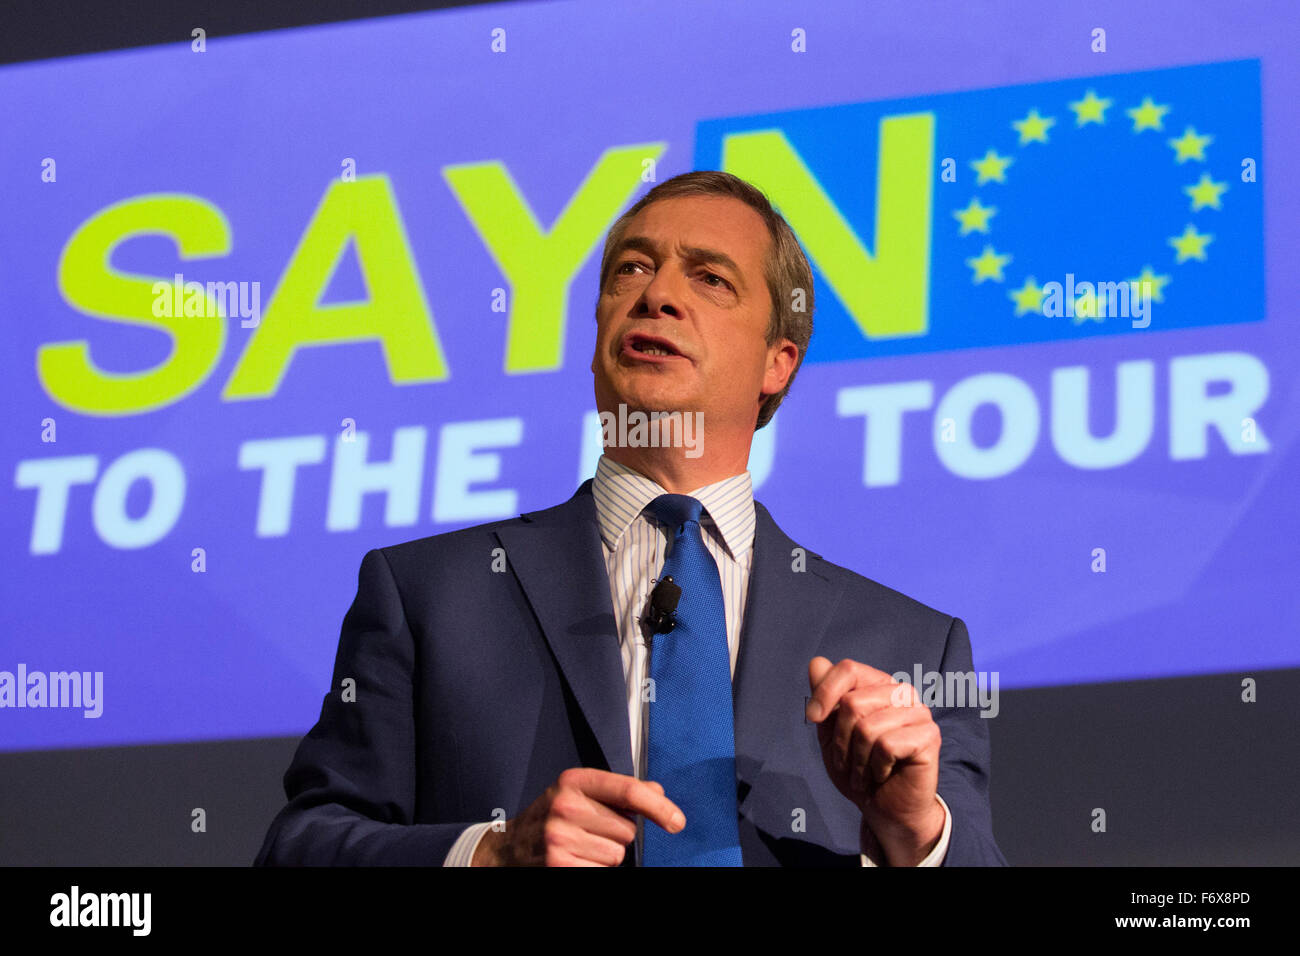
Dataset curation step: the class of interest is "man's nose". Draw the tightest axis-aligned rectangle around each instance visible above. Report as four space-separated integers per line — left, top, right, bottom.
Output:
640 265 688 318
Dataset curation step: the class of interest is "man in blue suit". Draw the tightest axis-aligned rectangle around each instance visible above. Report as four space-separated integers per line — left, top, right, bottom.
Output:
255 171 1006 867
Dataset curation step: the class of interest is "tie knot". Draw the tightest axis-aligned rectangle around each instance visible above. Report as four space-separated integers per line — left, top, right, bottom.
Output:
647 493 704 531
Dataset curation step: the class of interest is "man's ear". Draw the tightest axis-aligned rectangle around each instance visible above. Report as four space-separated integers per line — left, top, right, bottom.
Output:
761 339 799 397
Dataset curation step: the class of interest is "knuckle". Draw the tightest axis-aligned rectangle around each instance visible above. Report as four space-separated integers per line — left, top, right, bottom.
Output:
551 792 579 818
557 767 585 789
846 689 875 712
853 707 879 732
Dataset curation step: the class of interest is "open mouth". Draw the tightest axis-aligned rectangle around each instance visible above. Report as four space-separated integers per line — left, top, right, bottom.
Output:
623 333 686 361
632 343 675 356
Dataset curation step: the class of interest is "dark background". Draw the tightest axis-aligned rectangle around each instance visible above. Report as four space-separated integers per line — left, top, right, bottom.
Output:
3 668 1296 865
2 0 1296 867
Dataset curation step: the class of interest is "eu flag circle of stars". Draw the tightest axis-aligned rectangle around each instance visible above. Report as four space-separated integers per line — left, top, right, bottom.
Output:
953 88 1227 324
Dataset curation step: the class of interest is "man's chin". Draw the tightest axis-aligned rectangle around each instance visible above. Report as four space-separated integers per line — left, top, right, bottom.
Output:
609 395 701 417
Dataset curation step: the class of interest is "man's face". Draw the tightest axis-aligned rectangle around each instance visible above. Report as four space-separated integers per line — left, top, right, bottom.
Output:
591 194 793 435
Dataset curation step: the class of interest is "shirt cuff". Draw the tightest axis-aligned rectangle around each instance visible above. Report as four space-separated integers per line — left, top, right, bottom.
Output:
860 793 952 867
443 821 496 867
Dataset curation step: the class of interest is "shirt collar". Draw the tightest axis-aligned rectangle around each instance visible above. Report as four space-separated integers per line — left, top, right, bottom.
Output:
591 454 756 562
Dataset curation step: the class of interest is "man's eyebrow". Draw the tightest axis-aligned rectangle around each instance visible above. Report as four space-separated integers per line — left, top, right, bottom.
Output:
610 235 747 287
680 245 744 282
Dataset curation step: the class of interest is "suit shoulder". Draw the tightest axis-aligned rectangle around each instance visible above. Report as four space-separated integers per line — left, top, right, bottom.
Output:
811 551 953 624
366 487 592 579
757 501 955 628
377 512 525 562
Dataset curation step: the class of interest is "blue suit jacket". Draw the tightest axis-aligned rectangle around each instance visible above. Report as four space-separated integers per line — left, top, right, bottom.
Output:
255 480 1006 866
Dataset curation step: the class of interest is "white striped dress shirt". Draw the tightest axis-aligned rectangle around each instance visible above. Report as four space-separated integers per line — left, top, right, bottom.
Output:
590 453 755 786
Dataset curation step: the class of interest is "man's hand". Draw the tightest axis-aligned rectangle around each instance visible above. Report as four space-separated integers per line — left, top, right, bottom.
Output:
471 768 685 866
806 656 945 866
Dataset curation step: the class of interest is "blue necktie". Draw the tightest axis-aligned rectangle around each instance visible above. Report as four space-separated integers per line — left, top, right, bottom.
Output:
641 494 744 866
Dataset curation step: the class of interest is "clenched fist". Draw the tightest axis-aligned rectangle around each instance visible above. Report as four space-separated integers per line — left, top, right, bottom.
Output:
806 656 945 866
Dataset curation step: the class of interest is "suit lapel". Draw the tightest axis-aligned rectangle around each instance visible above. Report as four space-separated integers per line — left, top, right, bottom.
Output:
732 501 839 814
493 482 636 779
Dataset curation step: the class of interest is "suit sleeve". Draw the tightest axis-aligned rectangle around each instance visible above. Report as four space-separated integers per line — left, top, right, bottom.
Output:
931 616 1008 866
254 548 478 865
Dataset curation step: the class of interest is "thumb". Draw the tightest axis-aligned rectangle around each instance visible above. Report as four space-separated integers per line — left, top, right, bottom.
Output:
808 655 833 691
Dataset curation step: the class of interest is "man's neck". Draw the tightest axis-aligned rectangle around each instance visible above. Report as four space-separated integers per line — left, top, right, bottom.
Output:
603 445 750 494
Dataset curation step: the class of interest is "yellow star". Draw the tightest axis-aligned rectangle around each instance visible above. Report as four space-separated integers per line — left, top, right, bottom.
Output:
966 245 1012 283
970 149 1013 185
1184 173 1228 211
1009 276 1045 315
1126 266 1171 304
1073 288 1104 325
1069 89 1113 126
1012 109 1057 145
1168 126 1213 163
953 197 997 235
1126 97 1171 132
1168 224 1213 263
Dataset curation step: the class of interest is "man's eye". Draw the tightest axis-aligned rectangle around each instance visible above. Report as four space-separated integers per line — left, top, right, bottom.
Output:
701 271 730 289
